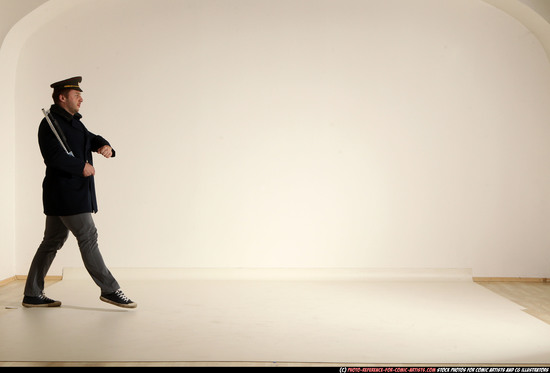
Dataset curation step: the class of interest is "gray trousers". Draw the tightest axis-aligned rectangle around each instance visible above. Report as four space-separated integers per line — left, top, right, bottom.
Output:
24 213 120 297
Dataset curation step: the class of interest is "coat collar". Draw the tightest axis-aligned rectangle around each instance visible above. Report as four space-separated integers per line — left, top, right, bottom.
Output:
50 104 83 122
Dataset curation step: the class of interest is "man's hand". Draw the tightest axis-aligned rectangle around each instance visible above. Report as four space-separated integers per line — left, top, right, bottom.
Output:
97 145 113 158
83 162 95 177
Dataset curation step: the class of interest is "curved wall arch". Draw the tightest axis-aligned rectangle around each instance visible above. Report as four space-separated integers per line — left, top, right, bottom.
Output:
483 0 550 62
0 0 83 279
3 0 550 279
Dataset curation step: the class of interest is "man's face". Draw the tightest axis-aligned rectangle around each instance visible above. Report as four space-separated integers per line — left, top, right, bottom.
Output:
60 89 83 115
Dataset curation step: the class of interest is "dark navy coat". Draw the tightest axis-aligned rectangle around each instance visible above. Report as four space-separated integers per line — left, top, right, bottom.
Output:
38 104 115 216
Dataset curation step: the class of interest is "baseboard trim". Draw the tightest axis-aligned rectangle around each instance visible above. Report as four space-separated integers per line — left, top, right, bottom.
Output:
474 277 550 283
3 274 549 284
15 275 63 281
0 275 63 287
0 276 17 286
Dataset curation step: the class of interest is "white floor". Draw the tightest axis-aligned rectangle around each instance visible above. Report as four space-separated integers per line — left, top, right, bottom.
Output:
2 268 550 365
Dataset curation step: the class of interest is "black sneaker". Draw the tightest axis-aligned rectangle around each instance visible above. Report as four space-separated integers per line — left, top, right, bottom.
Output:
22 293 62 308
100 289 137 309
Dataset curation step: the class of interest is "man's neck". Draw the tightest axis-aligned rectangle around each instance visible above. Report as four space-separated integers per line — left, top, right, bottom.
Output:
59 104 76 116
51 104 75 121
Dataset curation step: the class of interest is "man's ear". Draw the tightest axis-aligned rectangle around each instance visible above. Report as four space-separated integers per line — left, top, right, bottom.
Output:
58 94 66 103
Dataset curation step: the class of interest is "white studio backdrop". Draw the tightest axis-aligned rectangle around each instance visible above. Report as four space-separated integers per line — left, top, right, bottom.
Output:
11 0 550 277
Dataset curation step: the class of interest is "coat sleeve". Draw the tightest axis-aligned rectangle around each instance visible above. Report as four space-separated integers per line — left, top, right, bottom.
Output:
38 119 86 176
89 131 116 158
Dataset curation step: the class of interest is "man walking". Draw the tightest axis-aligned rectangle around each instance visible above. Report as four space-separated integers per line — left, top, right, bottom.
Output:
22 76 136 309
